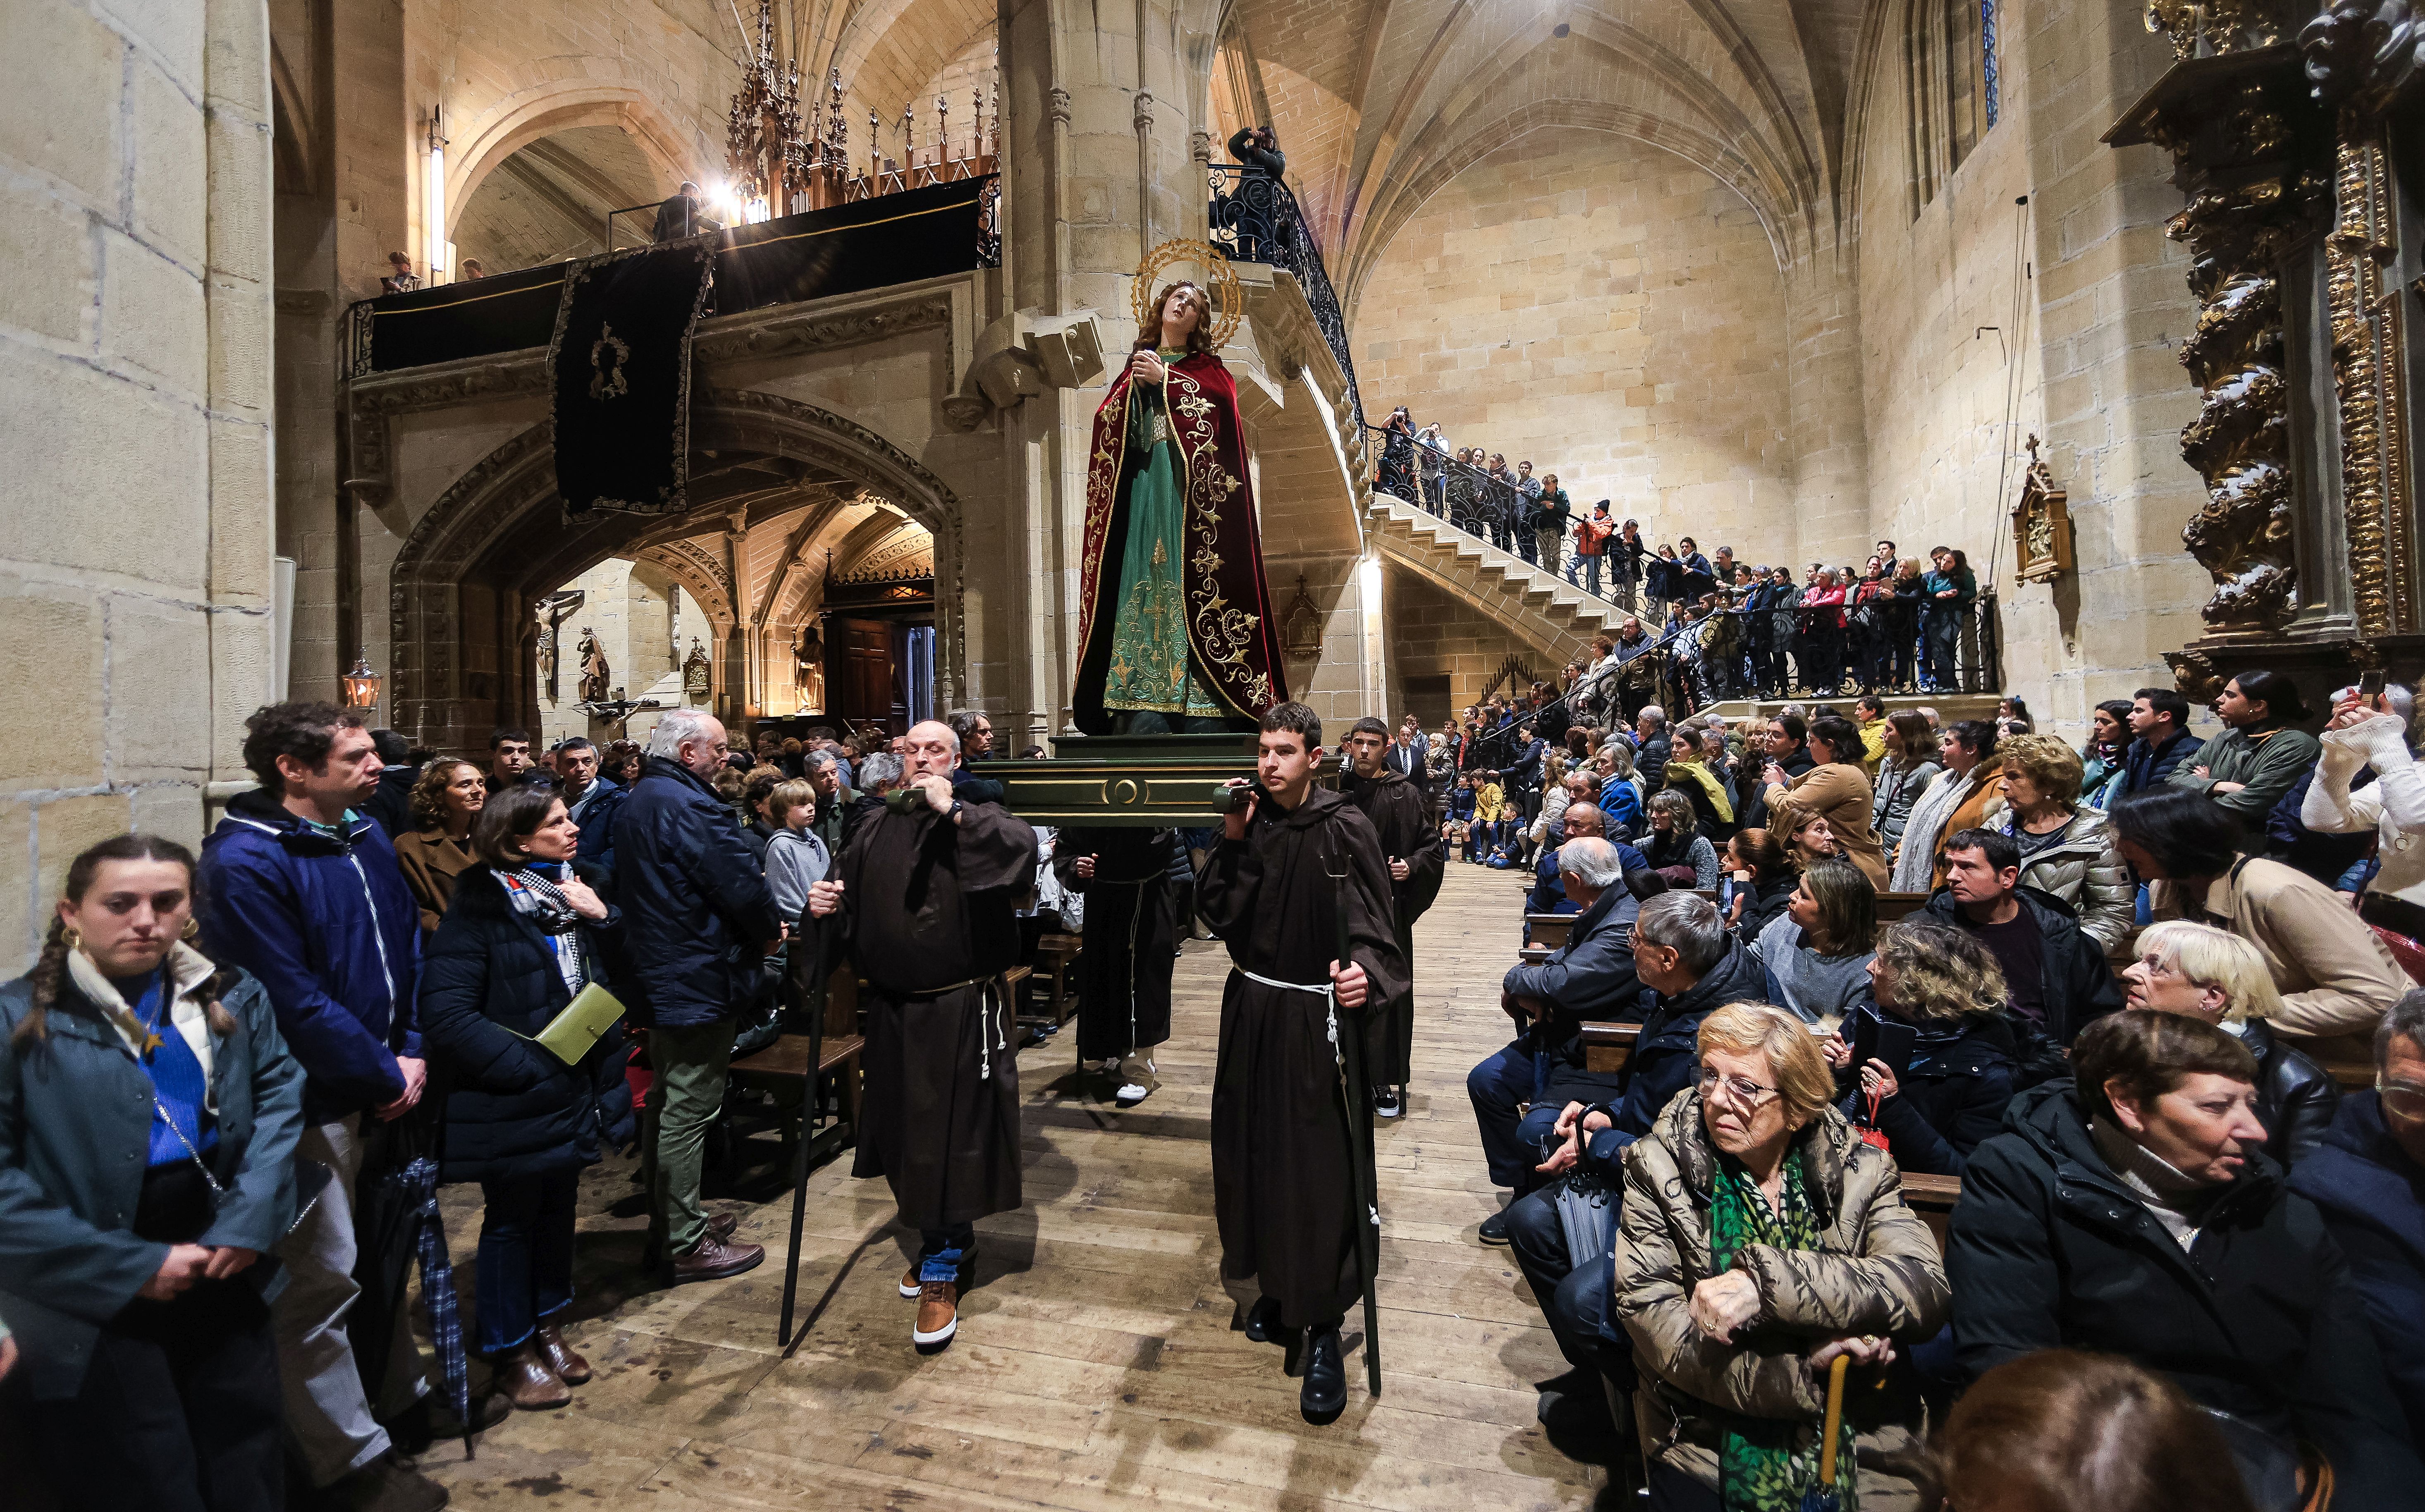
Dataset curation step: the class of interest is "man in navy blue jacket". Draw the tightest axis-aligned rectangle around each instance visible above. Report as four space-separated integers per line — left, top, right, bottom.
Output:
2123 686 2205 795
199 701 449 1510
1504 892 1764 1384
555 736 624 890
614 708 785 1283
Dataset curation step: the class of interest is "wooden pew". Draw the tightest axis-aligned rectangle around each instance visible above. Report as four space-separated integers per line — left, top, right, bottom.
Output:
1526 913 1577 951
1876 891 1930 924
1902 1172 1961 1254
2319 1054 2374 1091
1581 1021 1642 1075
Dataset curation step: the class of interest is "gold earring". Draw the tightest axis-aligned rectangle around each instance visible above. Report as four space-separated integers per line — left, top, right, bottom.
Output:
60 923 83 953
181 917 200 941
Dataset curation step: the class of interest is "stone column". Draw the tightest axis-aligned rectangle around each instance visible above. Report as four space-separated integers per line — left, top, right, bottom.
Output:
996 0 1222 735
1783 245 1871 567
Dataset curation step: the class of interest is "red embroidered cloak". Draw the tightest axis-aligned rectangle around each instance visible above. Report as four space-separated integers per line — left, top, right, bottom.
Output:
1071 350 1289 733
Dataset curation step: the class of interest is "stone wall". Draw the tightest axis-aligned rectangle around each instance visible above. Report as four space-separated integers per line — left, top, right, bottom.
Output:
1847 0 2208 740
0 0 278 968
1349 127 1794 557
1383 562 1552 720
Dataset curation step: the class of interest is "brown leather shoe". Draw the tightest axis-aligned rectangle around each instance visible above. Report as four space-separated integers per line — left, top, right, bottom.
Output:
913 1279 960 1352
673 1233 765 1284
497 1342 570 1411
707 1210 738 1241
900 1262 922 1299
534 1323 591 1385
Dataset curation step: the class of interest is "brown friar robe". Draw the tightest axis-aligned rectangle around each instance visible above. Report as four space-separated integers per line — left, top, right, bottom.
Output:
1198 787 1410 1328
1051 826 1179 1063
839 797 1039 1231
1338 769 1444 1089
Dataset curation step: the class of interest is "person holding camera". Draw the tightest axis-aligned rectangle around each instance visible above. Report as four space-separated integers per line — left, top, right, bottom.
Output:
2302 679 2425 961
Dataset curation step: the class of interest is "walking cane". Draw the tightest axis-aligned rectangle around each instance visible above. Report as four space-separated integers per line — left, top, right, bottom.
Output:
778 915 828 1350
1325 842 1385 1400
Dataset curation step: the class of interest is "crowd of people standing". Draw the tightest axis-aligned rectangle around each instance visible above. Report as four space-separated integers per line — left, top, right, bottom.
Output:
1374 408 1988 698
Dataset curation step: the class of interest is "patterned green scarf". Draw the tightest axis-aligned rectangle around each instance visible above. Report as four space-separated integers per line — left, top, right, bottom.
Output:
1708 1149 1856 1511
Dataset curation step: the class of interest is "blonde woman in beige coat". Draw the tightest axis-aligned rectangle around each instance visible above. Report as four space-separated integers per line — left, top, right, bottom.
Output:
1981 733 2135 954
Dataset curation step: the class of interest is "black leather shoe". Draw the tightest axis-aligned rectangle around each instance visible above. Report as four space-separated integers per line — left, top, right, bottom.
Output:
1478 1210 1511 1246
1300 1322 1347 1425
1242 1296 1285 1344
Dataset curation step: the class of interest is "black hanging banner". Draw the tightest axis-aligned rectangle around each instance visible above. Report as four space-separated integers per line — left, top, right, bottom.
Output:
547 240 716 516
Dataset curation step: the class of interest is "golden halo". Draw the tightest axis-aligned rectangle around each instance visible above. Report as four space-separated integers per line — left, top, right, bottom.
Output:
1132 239 1244 350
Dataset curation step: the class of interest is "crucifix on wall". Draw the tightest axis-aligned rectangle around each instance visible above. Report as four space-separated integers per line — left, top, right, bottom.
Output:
535 589 585 703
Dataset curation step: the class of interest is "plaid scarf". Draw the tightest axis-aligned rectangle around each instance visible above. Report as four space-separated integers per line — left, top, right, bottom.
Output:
1710 1149 1856 1511
495 866 587 997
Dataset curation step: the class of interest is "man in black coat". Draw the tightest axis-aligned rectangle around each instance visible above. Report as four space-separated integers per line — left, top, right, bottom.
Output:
1923 829 2123 1048
361 728 418 838
1950 1022 2425 1509
612 709 784 1283
1341 717 1445 1118
1053 827 1180 1108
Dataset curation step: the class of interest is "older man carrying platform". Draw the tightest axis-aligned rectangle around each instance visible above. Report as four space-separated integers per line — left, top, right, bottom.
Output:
808 720 1039 1355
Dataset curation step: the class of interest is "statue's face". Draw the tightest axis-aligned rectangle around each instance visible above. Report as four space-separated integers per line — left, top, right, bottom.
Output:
1161 286 1203 335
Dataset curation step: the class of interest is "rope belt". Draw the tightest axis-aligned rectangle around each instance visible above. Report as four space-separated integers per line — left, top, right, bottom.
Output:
886 973 1009 1080
1238 968 1341 1069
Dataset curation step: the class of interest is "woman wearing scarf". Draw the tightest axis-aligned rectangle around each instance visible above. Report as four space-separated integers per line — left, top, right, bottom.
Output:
420 786 633 1410
1662 726 1739 842
0 834 304 1512
1618 1002 1948 1510
1889 720 2004 893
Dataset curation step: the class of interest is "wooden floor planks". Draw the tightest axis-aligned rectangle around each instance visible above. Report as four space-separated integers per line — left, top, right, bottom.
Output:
420 862 1607 1509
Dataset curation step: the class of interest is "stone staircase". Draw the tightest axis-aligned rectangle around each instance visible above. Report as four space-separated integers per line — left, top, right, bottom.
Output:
1365 490 1629 670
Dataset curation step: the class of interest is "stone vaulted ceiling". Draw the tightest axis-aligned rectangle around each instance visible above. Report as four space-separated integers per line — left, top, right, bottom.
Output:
1214 0 1868 313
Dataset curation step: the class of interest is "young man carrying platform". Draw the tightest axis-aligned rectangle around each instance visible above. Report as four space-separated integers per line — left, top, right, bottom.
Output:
806 720 1039 1354
1199 703 1408 1424
1339 716 1444 1118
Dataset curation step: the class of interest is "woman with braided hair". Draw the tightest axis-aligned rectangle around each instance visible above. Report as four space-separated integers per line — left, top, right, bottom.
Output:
0 832 306 1512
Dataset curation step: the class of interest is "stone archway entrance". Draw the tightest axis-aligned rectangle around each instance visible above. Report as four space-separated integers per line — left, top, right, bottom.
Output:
386 388 965 752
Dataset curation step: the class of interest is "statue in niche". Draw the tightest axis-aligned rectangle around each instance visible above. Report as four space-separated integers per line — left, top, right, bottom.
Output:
1071 272 1285 734
683 637 712 697
577 628 611 704
793 624 825 710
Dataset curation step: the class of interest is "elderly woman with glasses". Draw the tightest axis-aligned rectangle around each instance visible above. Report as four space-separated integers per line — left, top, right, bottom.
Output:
1617 1001 1949 1510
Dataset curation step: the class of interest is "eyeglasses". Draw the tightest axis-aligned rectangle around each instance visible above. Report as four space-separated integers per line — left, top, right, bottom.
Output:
2381 1079 2425 1120
1696 1066 1780 1108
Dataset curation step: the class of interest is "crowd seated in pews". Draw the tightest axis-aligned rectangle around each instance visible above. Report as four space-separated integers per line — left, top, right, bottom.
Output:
1466 688 2425 1502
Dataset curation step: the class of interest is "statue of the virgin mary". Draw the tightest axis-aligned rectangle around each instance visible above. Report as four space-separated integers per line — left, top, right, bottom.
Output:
1070 278 1289 734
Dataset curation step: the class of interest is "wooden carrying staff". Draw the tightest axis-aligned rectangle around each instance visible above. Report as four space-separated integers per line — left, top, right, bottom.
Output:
1326 839 1384 1400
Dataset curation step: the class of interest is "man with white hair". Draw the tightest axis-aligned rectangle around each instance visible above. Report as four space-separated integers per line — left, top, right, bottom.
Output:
808 719 1039 1354
615 709 785 1282
1469 837 1647 1244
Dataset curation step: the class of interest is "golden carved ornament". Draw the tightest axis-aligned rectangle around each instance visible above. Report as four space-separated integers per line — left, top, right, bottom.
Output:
2009 435 2074 584
2146 0 2295 58
1131 239 1244 350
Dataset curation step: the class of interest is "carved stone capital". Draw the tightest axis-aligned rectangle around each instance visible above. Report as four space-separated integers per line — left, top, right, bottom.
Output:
1190 129 1213 165
1133 91 1154 135
1047 87 1072 127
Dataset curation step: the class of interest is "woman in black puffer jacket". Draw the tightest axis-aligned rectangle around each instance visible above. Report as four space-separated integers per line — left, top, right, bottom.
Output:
421 786 633 1412
1828 919 2019 1177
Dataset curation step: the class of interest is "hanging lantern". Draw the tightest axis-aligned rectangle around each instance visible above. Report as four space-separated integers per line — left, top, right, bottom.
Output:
342 652 383 712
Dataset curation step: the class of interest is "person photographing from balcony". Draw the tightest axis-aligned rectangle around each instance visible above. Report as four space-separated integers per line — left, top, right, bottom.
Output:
1227 124 1285 182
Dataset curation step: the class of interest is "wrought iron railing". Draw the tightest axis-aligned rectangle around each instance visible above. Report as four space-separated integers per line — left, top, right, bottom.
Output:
1208 163 1362 426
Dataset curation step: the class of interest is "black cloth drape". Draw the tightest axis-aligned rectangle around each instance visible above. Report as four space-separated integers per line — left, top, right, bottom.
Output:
547 241 716 516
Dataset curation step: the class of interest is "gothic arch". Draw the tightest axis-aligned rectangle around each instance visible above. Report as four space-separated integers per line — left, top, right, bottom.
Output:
385 388 965 749
446 84 699 227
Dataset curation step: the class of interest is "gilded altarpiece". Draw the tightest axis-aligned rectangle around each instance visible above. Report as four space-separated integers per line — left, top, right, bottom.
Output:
2112 0 2425 705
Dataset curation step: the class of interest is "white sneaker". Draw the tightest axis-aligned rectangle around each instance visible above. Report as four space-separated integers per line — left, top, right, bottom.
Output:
1114 1059 1155 1108
1374 1085 1404 1118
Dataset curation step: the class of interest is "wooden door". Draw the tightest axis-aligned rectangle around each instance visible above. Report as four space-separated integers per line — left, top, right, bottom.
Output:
833 618 893 727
